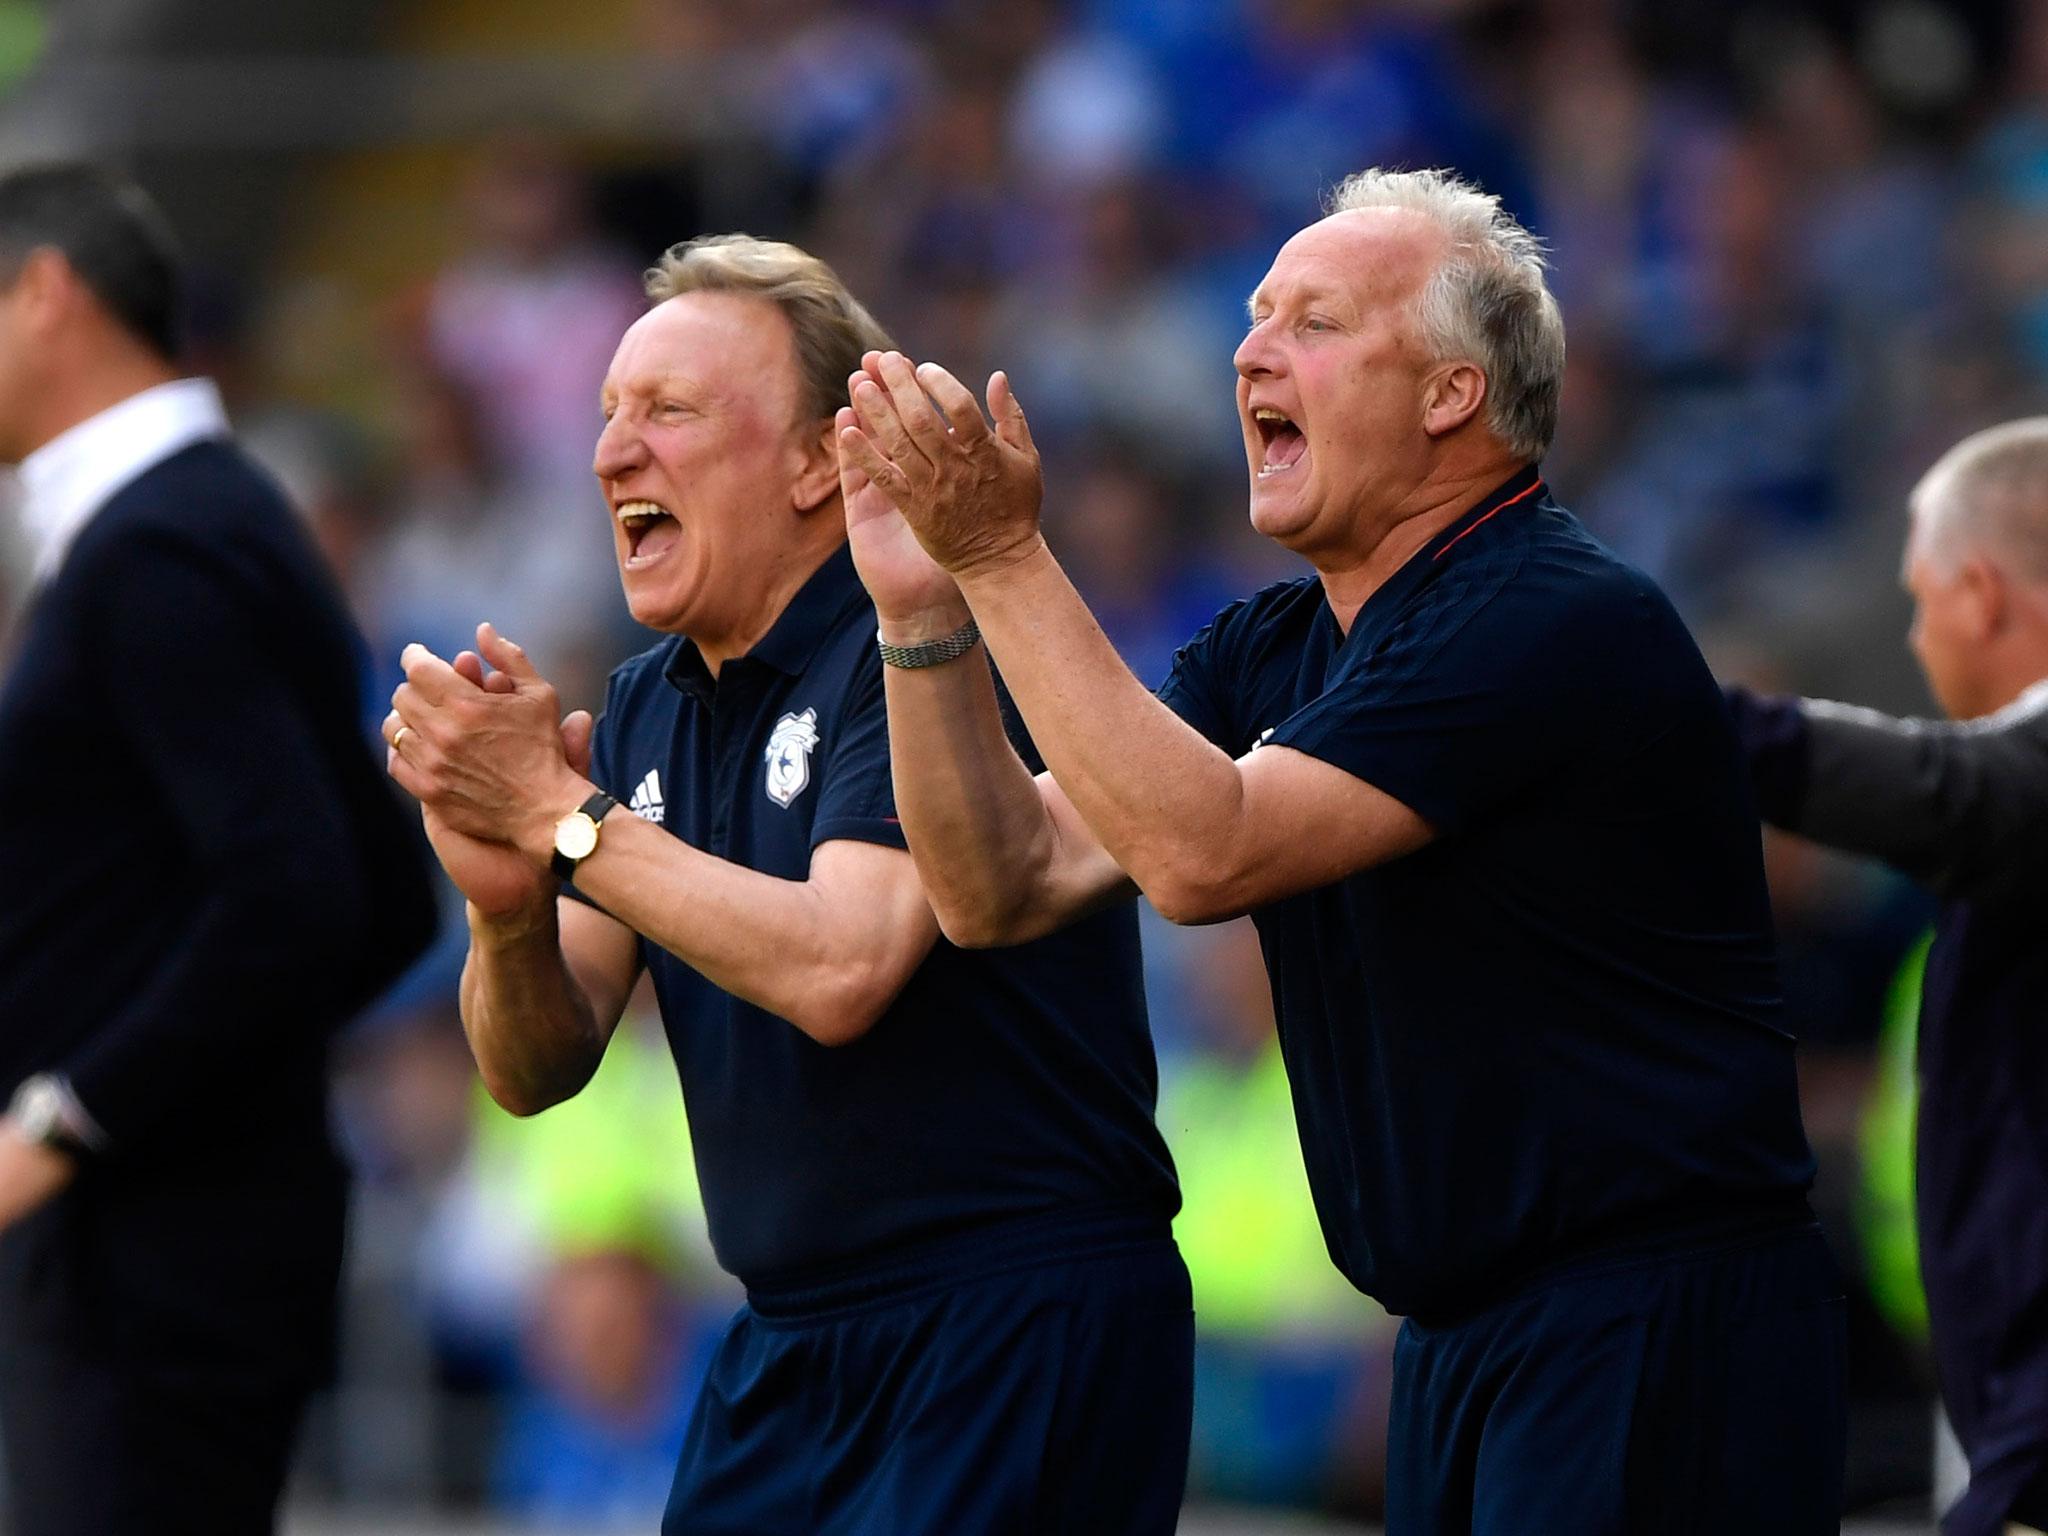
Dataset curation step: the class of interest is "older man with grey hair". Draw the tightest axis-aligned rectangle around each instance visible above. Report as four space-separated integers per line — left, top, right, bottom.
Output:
838 165 1844 1532
1731 419 2048 1536
381 234 1192 1536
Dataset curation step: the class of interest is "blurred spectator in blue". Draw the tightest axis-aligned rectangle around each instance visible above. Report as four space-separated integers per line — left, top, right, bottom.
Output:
992 177 1241 465
755 0 934 184
1099 0 1528 233
1972 0 2048 384
1569 125 1846 611
497 1248 704 1528
1008 24 1166 189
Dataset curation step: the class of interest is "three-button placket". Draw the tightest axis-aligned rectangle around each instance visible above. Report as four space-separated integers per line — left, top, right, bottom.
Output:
705 661 765 857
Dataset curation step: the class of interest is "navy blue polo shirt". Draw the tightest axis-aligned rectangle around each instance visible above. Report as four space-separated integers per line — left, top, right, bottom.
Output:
575 544 1179 1288
1158 468 1815 1320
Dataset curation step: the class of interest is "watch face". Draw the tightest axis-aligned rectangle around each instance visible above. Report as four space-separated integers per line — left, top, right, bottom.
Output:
555 812 601 863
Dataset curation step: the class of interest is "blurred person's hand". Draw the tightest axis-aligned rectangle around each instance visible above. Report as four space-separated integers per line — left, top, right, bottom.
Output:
839 352 1045 585
0 1122 75 1232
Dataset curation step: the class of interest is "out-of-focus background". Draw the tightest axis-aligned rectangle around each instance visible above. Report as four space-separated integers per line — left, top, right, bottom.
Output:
0 0 2027 1529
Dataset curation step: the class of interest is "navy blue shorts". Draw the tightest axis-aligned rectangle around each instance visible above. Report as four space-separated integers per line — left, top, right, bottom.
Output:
663 1209 1194 1536
1387 1222 1846 1536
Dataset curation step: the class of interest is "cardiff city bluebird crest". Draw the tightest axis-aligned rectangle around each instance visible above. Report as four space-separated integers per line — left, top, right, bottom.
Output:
763 708 821 808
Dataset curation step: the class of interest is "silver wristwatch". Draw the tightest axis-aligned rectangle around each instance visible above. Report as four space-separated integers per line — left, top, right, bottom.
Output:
876 617 981 670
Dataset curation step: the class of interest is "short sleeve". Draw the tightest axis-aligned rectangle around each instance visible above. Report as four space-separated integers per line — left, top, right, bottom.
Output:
1267 566 1592 834
586 696 621 801
1156 600 1255 751
809 646 908 853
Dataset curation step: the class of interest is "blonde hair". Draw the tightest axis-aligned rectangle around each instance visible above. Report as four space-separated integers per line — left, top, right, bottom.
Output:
1326 167 1564 462
644 234 894 425
1910 417 2048 582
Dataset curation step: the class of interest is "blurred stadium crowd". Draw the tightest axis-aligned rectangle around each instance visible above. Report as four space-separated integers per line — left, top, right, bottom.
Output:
1 0 2040 1524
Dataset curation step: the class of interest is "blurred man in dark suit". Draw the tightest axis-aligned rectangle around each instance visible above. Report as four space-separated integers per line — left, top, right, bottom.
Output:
1730 418 2048 1536
0 163 437 1536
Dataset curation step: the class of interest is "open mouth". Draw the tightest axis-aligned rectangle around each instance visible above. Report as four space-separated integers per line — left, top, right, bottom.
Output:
1252 407 1307 477
616 499 681 566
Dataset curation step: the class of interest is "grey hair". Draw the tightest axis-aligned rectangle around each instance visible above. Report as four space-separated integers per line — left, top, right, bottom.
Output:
1910 417 2048 582
644 234 894 425
1325 167 1564 462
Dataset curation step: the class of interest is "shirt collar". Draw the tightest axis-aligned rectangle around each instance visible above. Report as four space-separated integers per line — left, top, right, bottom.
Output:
1328 464 1545 652
18 377 229 585
663 541 869 700
2003 675 2048 722
1417 464 1546 566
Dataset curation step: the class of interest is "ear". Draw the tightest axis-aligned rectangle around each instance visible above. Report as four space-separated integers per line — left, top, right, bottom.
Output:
1421 360 1487 439
7 248 75 335
1956 556 2007 643
790 418 841 515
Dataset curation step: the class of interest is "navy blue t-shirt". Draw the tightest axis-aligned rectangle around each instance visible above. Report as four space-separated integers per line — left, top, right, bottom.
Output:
1158 468 1815 1319
576 545 1179 1288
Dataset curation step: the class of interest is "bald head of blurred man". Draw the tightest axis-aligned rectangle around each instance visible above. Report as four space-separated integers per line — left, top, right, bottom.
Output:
1903 419 2048 720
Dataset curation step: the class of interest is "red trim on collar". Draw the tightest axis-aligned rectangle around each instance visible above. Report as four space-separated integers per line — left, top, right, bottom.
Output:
1432 479 1545 562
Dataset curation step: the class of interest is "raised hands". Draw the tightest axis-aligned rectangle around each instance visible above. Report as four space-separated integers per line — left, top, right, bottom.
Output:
835 351 1044 592
836 382 962 632
383 624 595 918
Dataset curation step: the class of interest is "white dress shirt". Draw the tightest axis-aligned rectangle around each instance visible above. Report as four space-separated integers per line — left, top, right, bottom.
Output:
17 377 230 586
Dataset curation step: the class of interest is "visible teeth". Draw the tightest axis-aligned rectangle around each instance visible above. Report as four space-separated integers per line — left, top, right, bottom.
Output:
615 500 672 525
1253 408 1292 425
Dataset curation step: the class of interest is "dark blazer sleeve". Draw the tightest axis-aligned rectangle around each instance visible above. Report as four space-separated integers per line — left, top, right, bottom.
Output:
1725 682 2048 902
57 523 383 1146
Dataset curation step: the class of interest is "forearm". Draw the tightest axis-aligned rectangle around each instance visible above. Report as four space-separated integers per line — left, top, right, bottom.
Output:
460 900 607 1115
878 602 1088 944
1795 695 2048 898
1789 703 1962 873
1727 682 2048 897
957 541 1251 914
567 816 919 1044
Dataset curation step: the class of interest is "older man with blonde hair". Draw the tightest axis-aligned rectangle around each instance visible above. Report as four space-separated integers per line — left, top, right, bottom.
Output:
841 167 1845 1532
1732 419 2048 1536
382 234 1192 1535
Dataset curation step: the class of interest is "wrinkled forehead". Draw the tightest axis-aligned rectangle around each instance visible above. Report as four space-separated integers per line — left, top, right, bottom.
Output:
1248 208 1446 317
601 291 802 413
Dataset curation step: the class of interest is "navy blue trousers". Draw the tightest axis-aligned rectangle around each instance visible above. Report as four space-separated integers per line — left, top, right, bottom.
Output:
664 1222 1193 1535
1387 1223 1846 1536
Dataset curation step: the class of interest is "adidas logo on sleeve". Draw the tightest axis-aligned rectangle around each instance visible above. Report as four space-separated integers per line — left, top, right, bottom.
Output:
628 769 666 825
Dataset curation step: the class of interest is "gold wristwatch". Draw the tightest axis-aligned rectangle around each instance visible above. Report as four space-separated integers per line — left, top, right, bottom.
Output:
550 791 620 881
